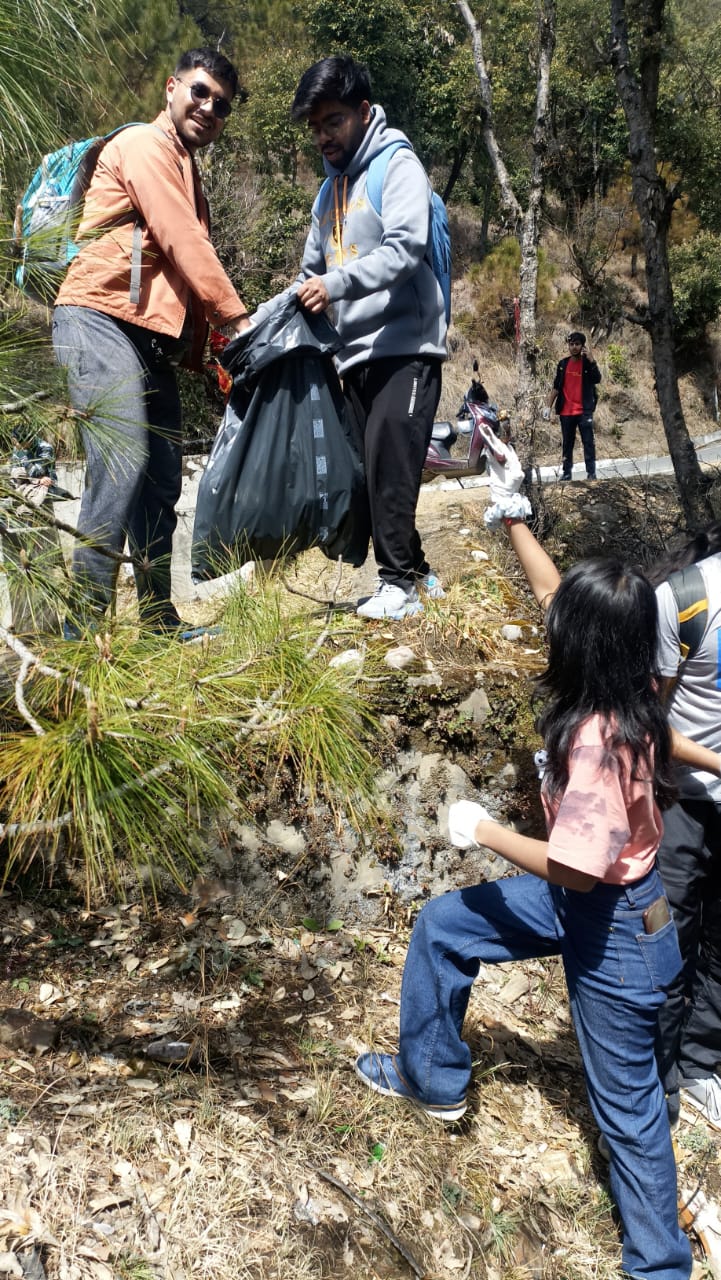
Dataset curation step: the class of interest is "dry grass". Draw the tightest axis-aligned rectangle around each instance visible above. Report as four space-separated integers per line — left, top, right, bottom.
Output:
0 892 716 1280
0 908 615 1279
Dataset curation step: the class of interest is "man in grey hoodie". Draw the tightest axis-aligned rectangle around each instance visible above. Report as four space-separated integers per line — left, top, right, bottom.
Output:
291 55 448 619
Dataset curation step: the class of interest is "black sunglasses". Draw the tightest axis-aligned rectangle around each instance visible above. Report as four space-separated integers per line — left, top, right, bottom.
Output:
177 77 232 120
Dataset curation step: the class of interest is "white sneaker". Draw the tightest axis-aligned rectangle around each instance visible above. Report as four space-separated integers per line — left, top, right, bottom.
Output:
356 582 423 620
419 571 445 599
680 1076 721 1131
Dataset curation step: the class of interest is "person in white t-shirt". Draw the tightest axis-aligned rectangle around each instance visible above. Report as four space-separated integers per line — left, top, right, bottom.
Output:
649 523 721 1131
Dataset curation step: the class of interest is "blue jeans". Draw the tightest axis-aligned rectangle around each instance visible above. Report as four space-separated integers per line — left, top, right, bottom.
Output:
398 869 691 1280
52 305 186 627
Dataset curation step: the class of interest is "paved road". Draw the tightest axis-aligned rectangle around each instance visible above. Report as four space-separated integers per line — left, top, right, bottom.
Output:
435 429 721 491
49 427 721 608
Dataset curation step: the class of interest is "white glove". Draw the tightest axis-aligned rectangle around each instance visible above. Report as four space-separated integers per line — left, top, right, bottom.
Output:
478 423 524 503
541 407 551 421
477 424 532 529
448 800 494 849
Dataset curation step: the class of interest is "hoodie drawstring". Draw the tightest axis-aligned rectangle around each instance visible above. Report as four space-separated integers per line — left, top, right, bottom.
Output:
332 175 348 251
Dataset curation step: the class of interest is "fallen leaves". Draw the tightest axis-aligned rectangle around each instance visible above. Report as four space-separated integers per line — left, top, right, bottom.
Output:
0 889 717 1280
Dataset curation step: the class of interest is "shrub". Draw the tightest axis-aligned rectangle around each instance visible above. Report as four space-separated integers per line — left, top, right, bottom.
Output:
606 342 633 386
458 237 558 343
669 231 721 347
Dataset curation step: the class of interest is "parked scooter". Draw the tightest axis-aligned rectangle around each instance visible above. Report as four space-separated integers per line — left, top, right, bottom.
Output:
423 364 509 483
455 363 490 435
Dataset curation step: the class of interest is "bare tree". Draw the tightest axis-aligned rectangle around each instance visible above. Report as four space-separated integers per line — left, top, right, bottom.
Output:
456 0 556 464
608 0 715 528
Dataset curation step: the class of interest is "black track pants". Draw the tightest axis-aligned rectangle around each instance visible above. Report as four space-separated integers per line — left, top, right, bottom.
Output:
343 356 442 588
655 796 721 1088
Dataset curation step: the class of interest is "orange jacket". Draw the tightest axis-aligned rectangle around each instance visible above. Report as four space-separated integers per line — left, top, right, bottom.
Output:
56 111 244 364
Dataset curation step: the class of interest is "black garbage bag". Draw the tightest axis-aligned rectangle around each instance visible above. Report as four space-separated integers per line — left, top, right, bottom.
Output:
191 293 369 581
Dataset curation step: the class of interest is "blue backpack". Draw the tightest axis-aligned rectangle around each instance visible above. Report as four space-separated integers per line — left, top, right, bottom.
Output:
13 124 147 305
318 140 452 324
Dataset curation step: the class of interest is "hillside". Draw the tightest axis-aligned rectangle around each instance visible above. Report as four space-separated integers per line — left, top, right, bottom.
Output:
1 475 719 1280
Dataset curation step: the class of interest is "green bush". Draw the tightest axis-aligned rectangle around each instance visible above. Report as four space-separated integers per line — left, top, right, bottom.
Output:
460 238 558 342
606 342 633 386
669 231 721 347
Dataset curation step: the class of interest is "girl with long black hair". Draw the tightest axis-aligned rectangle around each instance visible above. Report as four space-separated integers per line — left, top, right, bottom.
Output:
355 434 716 1280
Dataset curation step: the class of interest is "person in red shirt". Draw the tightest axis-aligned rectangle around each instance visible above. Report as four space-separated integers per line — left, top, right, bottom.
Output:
543 331 601 481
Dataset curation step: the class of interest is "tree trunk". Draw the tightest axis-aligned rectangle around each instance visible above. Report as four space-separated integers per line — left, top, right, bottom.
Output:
515 0 556 463
479 173 493 259
456 0 555 471
442 141 470 205
455 0 522 229
609 0 714 529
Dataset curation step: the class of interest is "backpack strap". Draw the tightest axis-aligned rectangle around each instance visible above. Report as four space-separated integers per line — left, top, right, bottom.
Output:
365 140 412 214
316 139 414 221
81 123 168 306
667 563 709 661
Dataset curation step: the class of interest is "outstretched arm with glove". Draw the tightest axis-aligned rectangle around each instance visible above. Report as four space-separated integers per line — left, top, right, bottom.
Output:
478 422 719 774
447 799 598 891
478 421 560 611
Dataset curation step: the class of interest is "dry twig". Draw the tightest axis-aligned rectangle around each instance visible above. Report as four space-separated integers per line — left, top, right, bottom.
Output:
311 1166 425 1278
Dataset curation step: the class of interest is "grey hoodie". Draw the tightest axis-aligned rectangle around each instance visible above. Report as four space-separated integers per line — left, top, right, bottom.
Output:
297 105 447 375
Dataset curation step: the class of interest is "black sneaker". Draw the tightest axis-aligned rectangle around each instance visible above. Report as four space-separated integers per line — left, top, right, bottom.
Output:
154 621 223 644
143 616 223 644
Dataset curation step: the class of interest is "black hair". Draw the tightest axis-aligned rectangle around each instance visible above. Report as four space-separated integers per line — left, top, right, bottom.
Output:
291 55 372 121
535 558 676 809
566 331 586 345
174 48 243 100
645 520 721 587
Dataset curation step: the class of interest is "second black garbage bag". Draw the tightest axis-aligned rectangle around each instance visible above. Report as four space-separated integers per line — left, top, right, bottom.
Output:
191 292 369 581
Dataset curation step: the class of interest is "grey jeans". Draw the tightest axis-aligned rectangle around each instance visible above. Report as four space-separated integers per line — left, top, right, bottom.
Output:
52 305 187 627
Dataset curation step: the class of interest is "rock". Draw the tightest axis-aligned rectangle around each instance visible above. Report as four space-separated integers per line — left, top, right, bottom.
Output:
329 649 364 670
501 624 523 642
407 672 443 688
458 687 491 724
497 762 518 785
0 1009 58 1053
470 549 489 562
265 820 306 857
384 645 418 671
145 1038 200 1066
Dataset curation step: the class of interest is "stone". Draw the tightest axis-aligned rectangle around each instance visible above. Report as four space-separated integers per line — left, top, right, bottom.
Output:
497 762 518 785
384 646 418 671
265 820 306 857
0 1008 58 1053
329 649 364 670
458 687 491 724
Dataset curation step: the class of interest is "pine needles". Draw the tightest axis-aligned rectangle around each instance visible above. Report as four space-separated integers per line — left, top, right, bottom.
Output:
0 577 380 902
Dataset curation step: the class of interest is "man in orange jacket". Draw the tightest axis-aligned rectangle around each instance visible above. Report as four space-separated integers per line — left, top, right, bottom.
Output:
53 47 250 639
